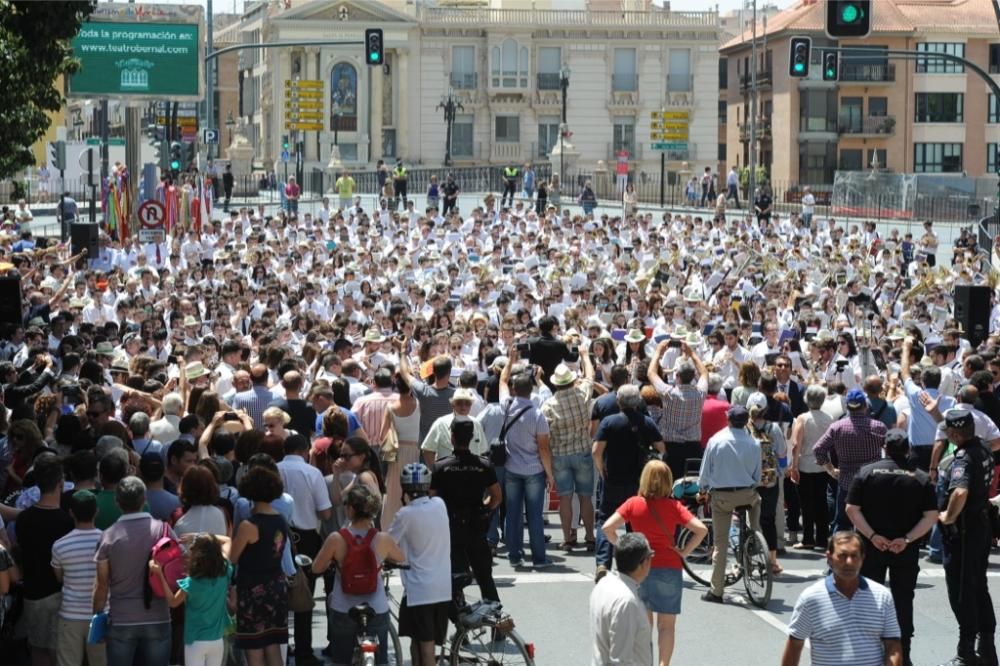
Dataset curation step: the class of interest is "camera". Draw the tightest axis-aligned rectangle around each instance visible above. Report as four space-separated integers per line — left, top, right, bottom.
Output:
516 341 531 356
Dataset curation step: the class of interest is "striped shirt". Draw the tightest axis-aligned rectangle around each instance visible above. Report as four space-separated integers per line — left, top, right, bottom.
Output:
232 385 276 430
812 412 886 491
50 528 103 620
541 379 593 457
788 575 900 666
410 379 456 443
351 389 397 442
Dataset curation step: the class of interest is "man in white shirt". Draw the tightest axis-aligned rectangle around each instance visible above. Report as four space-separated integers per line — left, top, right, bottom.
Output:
589 532 654 666
277 434 332 664
387 463 451 666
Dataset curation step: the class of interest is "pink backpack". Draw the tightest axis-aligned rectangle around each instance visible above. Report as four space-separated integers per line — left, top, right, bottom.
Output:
148 521 185 597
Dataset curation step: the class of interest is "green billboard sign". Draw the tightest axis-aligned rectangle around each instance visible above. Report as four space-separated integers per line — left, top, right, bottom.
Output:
69 16 202 99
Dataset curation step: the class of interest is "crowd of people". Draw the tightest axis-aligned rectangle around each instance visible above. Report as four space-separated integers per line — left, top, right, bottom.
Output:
0 173 996 666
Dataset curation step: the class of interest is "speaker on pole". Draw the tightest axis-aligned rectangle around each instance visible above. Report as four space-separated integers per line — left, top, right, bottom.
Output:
70 222 99 258
953 285 991 347
0 276 23 327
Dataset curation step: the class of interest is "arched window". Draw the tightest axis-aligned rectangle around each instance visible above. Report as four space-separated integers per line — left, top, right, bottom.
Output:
491 38 529 89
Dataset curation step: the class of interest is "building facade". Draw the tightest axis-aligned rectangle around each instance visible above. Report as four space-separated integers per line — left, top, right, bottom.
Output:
216 0 721 178
720 0 1000 187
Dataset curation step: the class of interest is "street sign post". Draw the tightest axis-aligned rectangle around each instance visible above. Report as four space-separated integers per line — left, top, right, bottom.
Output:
649 110 691 206
651 142 689 151
137 200 166 244
281 150 290 162
203 129 219 145
284 80 325 133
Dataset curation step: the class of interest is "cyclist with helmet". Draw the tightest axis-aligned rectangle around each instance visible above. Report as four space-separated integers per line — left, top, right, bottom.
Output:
386 463 451 666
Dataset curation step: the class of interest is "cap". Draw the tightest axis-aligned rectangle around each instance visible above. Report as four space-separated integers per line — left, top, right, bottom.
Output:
884 428 909 450
726 405 750 427
944 408 973 429
746 392 768 412
845 387 867 409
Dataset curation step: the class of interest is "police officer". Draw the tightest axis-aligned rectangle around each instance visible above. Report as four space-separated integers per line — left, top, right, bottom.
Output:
430 418 503 603
501 164 519 208
392 160 408 210
937 409 997 666
845 429 938 666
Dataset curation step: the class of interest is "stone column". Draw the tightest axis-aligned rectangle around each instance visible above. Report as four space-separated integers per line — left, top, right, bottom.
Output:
396 51 409 161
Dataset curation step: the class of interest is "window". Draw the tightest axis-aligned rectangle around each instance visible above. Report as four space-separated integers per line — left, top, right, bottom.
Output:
668 48 691 92
537 116 560 158
491 39 529 88
839 97 863 133
612 116 636 155
914 93 963 122
799 141 837 184
451 46 476 89
991 45 1000 74
612 48 637 92
799 90 837 132
718 143 727 161
914 143 963 172
916 42 965 73
719 57 728 89
718 100 727 125
452 114 473 158
494 115 520 143
839 149 863 171
868 97 887 117
990 94 1000 124
866 149 887 170
989 143 1000 173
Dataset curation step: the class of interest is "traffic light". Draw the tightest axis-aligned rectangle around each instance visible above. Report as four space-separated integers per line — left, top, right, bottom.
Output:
169 141 182 172
365 28 384 66
49 140 66 171
826 0 871 39
789 37 811 77
822 51 839 81
155 140 167 171
282 135 289 152
183 142 196 167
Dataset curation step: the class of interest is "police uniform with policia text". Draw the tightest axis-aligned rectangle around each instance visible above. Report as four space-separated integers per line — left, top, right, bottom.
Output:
938 409 996 666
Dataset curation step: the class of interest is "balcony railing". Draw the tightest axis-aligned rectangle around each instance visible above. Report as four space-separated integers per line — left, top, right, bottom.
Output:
537 72 561 91
838 114 896 136
419 7 719 27
612 73 638 92
449 72 477 90
739 69 772 90
738 119 772 141
839 62 895 83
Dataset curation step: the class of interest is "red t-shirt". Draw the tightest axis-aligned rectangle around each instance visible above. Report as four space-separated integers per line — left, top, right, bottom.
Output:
616 496 694 570
701 395 730 448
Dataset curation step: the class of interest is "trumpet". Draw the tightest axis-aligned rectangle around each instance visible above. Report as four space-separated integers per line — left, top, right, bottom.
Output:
901 274 933 301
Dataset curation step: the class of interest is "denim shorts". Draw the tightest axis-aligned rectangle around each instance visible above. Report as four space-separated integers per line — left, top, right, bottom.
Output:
639 567 683 614
552 451 595 497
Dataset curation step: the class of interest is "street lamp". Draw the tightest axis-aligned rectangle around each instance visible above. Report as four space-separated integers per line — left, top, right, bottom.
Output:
225 111 236 145
437 87 464 167
332 102 343 147
559 64 571 181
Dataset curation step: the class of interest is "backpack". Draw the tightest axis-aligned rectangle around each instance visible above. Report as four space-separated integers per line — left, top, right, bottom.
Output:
338 527 379 595
148 521 185 598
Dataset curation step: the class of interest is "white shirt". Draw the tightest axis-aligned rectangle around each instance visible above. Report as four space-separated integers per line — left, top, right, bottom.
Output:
589 571 652 666
277 454 332 531
386 496 452 606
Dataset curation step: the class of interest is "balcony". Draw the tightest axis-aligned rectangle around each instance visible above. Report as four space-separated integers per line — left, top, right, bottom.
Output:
839 62 895 84
838 114 896 136
738 119 772 141
612 73 638 93
739 69 773 91
537 72 562 91
449 72 477 90
491 141 523 162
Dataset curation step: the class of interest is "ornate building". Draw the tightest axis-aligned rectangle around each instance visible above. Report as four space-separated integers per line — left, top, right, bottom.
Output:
217 0 721 177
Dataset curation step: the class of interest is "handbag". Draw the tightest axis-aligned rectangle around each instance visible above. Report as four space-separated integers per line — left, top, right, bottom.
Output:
647 499 679 548
492 399 532 467
287 532 315 613
380 424 399 463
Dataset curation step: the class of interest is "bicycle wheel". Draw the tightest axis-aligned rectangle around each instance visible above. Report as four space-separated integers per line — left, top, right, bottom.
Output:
387 622 403 666
449 625 535 665
742 529 773 608
679 518 713 586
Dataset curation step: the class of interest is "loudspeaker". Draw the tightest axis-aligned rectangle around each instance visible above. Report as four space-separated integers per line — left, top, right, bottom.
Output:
0 276 23 327
953 285 991 346
70 222 99 258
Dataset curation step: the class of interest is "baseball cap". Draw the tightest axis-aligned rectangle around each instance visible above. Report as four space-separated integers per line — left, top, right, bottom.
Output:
884 429 909 450
944 408 973 429
726 405 749 427
746 392 768 413
845 387 867 409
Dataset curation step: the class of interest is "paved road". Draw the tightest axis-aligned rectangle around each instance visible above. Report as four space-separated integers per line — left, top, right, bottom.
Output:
301 516 1000 665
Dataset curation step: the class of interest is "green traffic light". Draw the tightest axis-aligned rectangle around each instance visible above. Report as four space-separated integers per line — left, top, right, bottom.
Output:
170 160 180 170
840 3 861 23
369 52 379 62
826 69 835 77
794 62 805 73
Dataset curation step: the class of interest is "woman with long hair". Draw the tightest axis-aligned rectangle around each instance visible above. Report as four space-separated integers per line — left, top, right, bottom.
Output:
174 464 230 538
601 460 707 666
329 436 386 513
380 373 420 527
731 361 761 408
312 485 405 666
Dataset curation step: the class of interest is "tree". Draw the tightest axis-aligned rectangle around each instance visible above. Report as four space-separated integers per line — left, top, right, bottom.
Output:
0 1 96 180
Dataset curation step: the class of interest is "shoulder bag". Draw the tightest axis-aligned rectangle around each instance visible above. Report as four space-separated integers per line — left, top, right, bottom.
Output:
492 398 533 467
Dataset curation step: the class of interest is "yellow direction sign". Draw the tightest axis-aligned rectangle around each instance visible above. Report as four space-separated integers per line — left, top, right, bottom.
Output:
652 131 690 141
286 89 324 100
650 110 690 120
651 122 689 130
287 111 324 121
285 99 324 110
285 79 323 89
285 122 324 131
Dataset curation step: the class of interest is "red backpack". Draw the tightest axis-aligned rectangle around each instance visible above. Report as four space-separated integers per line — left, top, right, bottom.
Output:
338 527 379 595
148 522 185 597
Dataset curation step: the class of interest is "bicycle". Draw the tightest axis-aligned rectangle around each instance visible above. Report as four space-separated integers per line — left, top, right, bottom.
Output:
676 498 773 608
435 572 535 666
